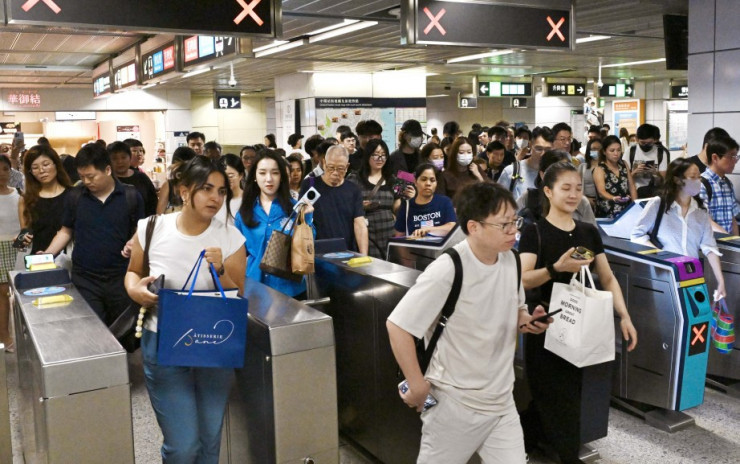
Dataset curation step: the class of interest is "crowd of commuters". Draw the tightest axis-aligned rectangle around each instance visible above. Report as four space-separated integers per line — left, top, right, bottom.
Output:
0 116 737 463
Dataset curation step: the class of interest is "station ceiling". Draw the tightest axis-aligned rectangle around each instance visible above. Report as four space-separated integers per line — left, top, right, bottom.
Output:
0 0 688 97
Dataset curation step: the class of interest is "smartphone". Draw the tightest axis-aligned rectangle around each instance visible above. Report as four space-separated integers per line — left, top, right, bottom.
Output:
13 131 24 146
398 380 437 411
571 246 594 260
147 274 165 295
530 308 562 325
12 228 32 249
645 160 655 167
293 187 321 212
393 171 415 197
25 253 54 269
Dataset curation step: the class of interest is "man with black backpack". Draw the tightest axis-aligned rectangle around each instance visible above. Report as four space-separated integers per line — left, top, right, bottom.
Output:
42 143 145 326
387 182 550 463
623 123 670 198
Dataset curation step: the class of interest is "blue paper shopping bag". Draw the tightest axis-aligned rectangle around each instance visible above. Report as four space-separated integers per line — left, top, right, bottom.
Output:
157 250 248 368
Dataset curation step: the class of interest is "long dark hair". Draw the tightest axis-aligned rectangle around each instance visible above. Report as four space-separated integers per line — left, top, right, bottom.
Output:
171 155 233 221
541 160 579 216
239 149 294 228
22 144 72 227
598 135 624 166
660 158 705 214
358 138 393 181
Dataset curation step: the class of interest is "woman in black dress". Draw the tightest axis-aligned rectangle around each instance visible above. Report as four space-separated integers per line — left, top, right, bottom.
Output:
19 144 72 253
518 161 637 463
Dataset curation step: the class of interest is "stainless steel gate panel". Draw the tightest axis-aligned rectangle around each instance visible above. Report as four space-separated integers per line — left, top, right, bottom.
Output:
706 235 740 381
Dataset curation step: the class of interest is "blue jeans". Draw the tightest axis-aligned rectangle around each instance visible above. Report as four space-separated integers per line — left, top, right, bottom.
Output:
142 329 235 464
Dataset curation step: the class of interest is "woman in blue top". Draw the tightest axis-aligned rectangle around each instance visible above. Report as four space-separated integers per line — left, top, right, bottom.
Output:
234 150 314 298
393 163 457 237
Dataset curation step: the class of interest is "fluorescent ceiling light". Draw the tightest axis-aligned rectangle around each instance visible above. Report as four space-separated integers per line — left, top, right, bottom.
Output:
601 58 666 68
254 39 308 58
427 94 450 98
252 40 289 53
181 67 212 79
308 21 378 43
308 19 359 36
576 35 611 44
446 50 514 64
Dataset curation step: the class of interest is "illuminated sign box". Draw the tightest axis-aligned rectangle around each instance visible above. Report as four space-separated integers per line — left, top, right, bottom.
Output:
478 81 533 97
547 81 586 97
93 73 111 98
181 36 237 69
113 61 138 91
7 90 41 108
142 42 177 83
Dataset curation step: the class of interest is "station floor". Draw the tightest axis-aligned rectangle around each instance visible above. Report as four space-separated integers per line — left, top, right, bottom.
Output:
6 349 740 464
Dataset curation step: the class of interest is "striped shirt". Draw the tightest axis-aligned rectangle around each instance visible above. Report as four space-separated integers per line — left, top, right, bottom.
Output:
699 169 740 233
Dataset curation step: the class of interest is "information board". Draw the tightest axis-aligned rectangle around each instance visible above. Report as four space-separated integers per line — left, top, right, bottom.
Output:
478 81 532 98
547 82 586 97
142 42 177 82
181 36 238 69
599 83 634 98
93 72 111 98
112 61 137 91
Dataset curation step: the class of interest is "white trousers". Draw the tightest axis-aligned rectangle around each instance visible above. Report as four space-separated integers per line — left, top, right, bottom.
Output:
417 389 526 464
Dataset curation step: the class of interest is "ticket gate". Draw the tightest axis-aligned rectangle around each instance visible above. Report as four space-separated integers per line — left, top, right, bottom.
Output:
601 236 713 432
386 225 465 271
9 269 134 464
704 234 740 397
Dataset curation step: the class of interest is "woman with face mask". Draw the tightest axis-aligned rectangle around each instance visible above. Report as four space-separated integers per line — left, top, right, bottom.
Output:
389 119 425 176
631 158 726 299
419 142 448 194
593 135 638 218
578 138 602 210
441 136 486 199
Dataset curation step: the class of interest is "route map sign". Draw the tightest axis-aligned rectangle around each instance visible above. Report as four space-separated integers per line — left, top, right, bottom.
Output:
401 0 573 50
7 0 281 37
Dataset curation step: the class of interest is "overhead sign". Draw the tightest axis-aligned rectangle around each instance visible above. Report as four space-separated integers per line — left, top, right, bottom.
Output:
599 83 634 98
112 61 137 91
182 36 237 69
670 85 689 99
401 0 572 50
7 90 41 108
7 0 280 37
478 81 532 98
214 92 242 109
142 42 177 82
93 72 111 98
547 82 586 97
511 98 528 109
458 95 477 109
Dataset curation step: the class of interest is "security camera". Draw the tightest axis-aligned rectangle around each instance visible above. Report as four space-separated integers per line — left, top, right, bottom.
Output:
228 77 237 88
597 80 604 89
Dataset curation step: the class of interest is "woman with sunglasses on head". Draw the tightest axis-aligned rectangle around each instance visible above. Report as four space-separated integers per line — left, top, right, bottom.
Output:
348 139 413 259
518 161 637 464
394 163 456 238
18 144 73 253
631 158 726 299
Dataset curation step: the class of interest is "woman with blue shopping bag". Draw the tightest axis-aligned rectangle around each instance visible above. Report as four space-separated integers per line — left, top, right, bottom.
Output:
125 156 246 464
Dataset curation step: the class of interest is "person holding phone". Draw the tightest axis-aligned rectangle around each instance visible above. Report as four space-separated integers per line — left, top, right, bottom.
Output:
0 155 20 351
518 160 637 463
593 135 637 218
394 163 457 238
441 137 486 199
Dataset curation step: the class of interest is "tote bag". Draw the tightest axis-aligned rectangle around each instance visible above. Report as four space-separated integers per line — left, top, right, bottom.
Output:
260 212 302 282
710 298 735 354
544 265 615 367
157 250 248 368
291 206 314 275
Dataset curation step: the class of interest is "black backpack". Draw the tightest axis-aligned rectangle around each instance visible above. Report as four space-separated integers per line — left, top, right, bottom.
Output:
700 177 713 204
508 161 521 193
629 143 670 168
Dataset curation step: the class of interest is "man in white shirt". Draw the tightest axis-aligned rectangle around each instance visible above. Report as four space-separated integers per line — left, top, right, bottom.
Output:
387 182 549 463
622 123 669 192
497 126 553 200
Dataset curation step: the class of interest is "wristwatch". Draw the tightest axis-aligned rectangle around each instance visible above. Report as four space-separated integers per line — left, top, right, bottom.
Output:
217 264 225 276
546 262 557 279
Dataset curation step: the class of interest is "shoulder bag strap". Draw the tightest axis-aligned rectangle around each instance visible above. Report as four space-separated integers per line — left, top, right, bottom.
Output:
648 197 665 248
511 249 522 292
700 177 713 204
368 177 384 200
142 215 158 277
629 145 636 167
419 247 463 374
509 161 519 192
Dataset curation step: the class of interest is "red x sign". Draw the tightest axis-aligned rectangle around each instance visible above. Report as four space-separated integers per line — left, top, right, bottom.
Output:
691 324 706 345
22 0 61 14
546 16 565 42
234 0 263 26
423 7 446 36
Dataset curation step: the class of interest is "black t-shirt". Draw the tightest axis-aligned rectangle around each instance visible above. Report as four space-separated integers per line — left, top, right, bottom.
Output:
117 170 158 216
30 189 70 254
299 175 364 251
687 154 708 174
518 219 605 303
348 147 364 174
389 149 420 175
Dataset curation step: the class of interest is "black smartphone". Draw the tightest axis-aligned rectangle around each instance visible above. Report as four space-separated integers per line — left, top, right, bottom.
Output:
645 160 656 168
571 246 594 260
147 274 165 295
12 228 31 249
520 309 563 328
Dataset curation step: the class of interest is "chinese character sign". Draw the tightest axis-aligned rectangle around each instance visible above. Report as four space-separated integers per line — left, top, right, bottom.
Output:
7 90 41 108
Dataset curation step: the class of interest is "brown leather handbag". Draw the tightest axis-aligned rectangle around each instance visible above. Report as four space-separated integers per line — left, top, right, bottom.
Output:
260 213 302 282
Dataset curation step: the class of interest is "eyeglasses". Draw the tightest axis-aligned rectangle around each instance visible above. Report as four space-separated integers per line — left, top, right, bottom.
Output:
324 165 348 174
370 154 387 161
478 217 524 233
30 161 54 173
721 153 740 161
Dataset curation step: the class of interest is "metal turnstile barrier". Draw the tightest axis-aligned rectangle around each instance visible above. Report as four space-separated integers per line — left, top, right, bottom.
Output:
9 269 134 464
219 278 338 464
601 236 712 432
705 233 740 397
386 225 465 271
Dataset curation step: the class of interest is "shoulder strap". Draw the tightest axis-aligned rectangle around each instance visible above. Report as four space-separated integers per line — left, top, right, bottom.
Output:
418 247 463 374
122 184 139 235
509 161 519 192
629 145 636 166
649 197 665 248
142 215 158 276
700 177 713 203
511 249 522 292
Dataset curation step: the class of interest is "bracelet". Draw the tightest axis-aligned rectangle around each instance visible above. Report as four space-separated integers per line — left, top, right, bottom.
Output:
546 262 557 279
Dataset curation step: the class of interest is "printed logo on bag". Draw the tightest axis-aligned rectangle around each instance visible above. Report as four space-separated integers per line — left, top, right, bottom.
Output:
173 320 234 348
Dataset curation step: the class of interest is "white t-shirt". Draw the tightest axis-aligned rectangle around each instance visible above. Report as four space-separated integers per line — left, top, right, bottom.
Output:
137 212 245 332
216 197 243 225
388 240 526 413
0 189 20 240
622 145 668 188
497 160 540 200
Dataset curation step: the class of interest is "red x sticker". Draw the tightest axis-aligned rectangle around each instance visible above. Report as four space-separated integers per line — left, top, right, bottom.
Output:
546 16 565 42
22 0 61 14
691 324 706 345
234 0 263 26
423 7 446 36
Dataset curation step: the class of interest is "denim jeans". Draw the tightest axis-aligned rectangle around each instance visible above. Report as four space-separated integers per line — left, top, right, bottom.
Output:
141 329 235 464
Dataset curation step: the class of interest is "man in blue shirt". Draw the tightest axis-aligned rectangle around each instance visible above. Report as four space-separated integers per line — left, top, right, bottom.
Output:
699 135 740 235
43 143 145 325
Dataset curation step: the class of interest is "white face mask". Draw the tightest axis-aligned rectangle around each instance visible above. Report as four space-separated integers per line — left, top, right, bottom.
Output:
431 158 444 170
589 150 599 159
629 142 637 148
682 178 702 197
408 136 423 149
516 138 528 149
457 154 473 167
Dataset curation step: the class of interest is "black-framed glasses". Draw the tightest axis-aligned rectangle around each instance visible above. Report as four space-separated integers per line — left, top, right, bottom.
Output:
370 154 387 161
478 217 524 233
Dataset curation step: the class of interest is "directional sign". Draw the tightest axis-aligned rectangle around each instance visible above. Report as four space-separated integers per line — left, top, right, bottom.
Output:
182 36 238 70
141 42 177 83
93 72 111 98
458 95 477 109
599 83 635 98
214 92 241 109
478 81 532 98
547 82 586 97
511 98 528 108
7 0 280 37
670 85 689 99
112 61 137 91
402 0 572 50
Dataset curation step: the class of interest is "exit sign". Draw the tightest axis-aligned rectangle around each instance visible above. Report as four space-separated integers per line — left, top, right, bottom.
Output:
478 81 532 97
599 83 634 98
547 82 586 97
